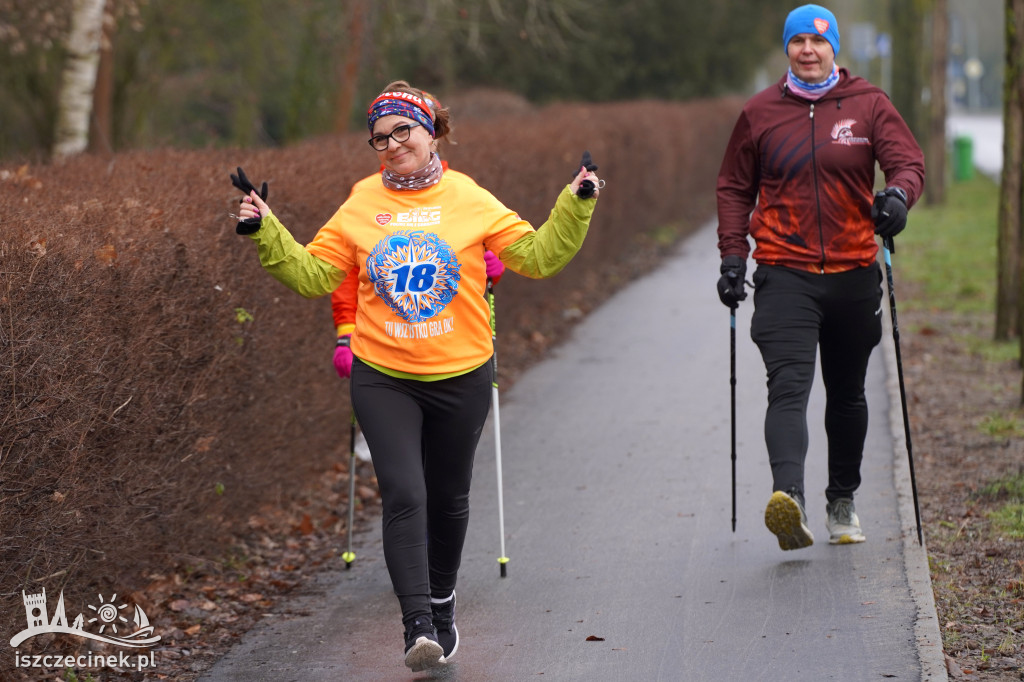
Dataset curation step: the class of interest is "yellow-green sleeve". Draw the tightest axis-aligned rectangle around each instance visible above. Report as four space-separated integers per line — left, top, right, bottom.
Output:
498 186 596 279
247 212 345 298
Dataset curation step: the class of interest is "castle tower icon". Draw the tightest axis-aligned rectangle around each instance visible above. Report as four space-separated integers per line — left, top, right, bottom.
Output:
23 588 47 628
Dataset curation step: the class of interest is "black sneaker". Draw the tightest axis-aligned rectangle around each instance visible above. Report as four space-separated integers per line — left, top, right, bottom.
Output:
764 489 814 550
403 616 444 672
431 592 459 660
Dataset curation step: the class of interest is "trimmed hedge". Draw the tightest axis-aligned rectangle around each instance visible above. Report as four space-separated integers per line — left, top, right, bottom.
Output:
0 95 742 633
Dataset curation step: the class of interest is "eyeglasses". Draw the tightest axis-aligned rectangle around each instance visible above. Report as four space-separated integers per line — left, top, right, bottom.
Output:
368 123 422 151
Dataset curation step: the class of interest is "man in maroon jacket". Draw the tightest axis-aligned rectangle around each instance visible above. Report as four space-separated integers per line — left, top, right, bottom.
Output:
716 4 924 551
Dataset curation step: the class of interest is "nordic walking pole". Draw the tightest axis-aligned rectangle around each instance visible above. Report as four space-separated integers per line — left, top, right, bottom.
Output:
342 411 357 568
488 278 509 577
882 236 923 546
730 306 737 532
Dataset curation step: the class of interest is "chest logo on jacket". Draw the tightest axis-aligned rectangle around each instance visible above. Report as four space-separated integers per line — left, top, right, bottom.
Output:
365 231 461 325
831 119 870 146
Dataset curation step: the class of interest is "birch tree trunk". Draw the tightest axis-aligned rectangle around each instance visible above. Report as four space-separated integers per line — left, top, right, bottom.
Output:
53 0 106 158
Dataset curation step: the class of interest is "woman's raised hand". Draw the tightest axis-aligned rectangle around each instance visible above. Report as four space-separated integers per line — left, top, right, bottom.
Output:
569 150 602 199
230 166 270 234
571 166 601 199
238 190 271 221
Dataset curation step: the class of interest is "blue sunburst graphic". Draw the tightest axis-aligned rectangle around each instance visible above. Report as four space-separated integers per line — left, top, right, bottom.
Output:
366 231 460 324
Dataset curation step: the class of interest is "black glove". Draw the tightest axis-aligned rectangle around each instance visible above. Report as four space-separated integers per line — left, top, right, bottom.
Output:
871 187 908 239
574 150 599 198
230 166 268 235
717 255 747 309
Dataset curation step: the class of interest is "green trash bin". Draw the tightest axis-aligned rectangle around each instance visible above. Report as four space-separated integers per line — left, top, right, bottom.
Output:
953 135 974 181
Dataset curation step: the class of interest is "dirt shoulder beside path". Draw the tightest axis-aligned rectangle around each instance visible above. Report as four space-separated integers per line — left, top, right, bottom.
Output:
902 299 1024 681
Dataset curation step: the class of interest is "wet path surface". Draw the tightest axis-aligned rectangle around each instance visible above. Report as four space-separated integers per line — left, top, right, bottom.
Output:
199 223 945 681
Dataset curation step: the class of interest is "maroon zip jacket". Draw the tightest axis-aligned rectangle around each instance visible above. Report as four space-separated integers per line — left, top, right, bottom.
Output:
717 69 925 274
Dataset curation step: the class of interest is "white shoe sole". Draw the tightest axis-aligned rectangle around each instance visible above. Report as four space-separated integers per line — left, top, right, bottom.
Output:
404 637 445 672
765 491 814 550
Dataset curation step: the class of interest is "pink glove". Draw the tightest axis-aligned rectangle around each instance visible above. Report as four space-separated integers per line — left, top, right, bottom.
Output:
333 336 353 379
484 250 505 283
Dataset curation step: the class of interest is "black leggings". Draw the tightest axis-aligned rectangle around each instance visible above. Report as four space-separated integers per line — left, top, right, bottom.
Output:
350 358 492 627
750 263 882 503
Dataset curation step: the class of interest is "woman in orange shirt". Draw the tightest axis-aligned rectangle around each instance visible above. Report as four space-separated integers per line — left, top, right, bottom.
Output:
234 80 599 671
331 91 505 379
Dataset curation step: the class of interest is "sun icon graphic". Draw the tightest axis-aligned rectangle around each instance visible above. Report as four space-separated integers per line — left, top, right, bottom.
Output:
87 593 128 634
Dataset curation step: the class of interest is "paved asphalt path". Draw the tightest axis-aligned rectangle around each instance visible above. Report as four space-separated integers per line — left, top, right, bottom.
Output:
198 221 946 682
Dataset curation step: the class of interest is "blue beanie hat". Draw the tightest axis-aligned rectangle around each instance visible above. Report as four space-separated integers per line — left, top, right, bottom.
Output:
783 4 840 57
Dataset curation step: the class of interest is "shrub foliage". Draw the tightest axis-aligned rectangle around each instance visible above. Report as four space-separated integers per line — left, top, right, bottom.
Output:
0 97 742 638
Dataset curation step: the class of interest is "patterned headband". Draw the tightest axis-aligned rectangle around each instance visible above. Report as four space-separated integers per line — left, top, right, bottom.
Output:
367 92 435 137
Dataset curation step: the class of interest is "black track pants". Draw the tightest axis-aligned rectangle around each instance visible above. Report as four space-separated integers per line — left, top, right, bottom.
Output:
750 263 883 503
350 358 492 628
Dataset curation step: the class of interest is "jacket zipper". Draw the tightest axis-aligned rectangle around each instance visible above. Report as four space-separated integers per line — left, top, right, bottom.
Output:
809 103 825 273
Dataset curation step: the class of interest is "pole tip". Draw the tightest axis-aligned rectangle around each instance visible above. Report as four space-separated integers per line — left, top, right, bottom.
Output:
498 556 509 578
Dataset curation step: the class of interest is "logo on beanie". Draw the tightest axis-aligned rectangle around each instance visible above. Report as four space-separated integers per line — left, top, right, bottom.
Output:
814 18 829 34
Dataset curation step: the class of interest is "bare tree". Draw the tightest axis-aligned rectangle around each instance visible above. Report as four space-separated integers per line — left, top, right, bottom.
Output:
999 0 1024 349
52 0 105 157
88 0 114 154
334 0 370 134
890 0 927 140
925 0 948 205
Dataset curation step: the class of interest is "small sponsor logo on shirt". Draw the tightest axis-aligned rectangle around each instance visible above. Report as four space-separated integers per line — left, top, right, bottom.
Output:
395 207 442 228
831 118 870 146
375 213 392 226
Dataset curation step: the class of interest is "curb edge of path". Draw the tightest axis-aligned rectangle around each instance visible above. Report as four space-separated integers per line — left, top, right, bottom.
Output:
882 301 949 681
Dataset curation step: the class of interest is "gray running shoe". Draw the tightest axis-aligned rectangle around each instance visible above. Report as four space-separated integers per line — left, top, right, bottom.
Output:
764 490 814 550
826 497 866 544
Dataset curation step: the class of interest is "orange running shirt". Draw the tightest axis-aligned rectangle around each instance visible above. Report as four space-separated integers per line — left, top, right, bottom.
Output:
307 171 531 375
